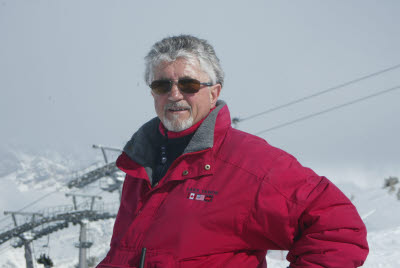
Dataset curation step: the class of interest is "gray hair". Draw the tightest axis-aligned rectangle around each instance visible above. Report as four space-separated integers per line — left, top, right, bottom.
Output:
144 35 224 87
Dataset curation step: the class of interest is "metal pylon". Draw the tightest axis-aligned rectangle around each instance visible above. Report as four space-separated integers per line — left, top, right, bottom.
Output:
4 211 42 268
76 220 92 268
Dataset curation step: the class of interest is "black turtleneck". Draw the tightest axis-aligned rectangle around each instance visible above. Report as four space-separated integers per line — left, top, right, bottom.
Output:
152 131 194 186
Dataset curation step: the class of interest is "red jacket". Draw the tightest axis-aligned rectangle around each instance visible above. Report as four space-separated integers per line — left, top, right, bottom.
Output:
98 102 368 268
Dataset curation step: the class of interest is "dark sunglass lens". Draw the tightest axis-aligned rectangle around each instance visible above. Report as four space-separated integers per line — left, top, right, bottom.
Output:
178 79 201 93
150 80 171 94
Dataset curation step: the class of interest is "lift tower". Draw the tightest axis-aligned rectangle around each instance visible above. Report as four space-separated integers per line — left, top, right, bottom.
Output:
4 211 43 268
65 194 102 268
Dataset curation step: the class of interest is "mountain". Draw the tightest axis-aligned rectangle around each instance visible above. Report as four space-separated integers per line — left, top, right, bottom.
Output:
0 148 95 191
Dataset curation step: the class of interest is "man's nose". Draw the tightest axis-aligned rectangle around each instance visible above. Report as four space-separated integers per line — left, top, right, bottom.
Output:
168 83 184 101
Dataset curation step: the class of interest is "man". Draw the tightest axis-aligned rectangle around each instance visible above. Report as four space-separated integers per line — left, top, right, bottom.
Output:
97 35 368 267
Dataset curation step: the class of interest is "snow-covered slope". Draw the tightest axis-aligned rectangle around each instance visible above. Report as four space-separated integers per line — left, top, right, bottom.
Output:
0 149 399 267
0 148 118 267
352 187 400 267
0 149 96 191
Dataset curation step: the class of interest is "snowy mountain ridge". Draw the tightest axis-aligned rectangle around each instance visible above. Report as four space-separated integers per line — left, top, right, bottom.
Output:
0 148 104 192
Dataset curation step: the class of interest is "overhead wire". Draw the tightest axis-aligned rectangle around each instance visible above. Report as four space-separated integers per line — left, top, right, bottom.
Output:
255 85 400 135
0 187 65 225
237 63 400 123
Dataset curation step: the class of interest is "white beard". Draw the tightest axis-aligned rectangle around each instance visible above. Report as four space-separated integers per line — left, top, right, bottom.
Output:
162 113 194 132
162 102 194 132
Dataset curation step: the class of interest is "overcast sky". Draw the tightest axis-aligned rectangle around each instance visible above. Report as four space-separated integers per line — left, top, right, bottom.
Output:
1 0 399 187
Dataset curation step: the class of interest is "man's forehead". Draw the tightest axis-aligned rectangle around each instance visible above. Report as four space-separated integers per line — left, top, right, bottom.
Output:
155 58 198 70
153 58 208 80
155 75 195 81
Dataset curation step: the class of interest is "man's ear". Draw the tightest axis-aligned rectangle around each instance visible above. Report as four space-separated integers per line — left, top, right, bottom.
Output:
210 84 222 107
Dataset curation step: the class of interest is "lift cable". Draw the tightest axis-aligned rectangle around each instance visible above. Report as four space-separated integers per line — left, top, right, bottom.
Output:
0 184 80 226
255 85 400 136
237 63 400 123
0 190 59 225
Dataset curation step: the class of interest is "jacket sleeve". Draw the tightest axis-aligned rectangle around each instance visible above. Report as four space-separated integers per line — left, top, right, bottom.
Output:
286 175 369 267
245 153 369 268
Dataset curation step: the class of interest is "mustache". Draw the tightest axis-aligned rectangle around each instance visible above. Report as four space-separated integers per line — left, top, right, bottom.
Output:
164 102 192 110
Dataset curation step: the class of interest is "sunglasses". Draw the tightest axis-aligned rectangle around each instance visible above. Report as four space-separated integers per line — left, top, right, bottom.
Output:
150 78 213 95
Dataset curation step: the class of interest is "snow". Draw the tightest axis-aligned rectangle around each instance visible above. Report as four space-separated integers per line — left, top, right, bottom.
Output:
0 149 399 267
364 226 400 268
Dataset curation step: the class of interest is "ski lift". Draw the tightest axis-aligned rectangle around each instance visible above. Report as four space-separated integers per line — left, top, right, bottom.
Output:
37 253 54 267
99 174 123 193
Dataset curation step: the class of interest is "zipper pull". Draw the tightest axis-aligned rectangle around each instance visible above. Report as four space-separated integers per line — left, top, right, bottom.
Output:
139 247 147 268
